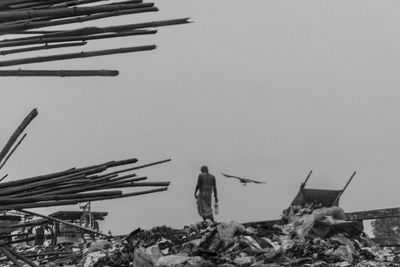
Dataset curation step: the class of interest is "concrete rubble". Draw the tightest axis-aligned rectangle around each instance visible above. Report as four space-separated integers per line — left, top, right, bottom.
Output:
3 205 400 267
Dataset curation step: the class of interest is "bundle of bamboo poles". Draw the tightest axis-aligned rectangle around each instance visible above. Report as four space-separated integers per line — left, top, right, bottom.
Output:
0 108 171 213
0 157 171 210
0 108 173 266
0 0 189 76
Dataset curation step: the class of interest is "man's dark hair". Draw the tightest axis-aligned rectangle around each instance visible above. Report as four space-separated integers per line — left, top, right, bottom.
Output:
200 165 209 173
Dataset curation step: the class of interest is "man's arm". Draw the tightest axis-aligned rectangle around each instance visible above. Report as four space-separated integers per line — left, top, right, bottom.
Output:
194 175 201 198
213 176 218 202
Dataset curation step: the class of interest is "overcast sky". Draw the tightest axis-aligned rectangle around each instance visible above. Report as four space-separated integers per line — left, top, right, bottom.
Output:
1 0 400 235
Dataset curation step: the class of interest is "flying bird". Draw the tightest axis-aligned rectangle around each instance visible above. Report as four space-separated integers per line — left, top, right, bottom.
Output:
221 172 267 186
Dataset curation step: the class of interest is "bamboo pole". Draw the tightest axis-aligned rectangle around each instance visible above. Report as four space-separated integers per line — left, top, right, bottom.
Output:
0 69 119 77
2 219 48 229
0 2 155 22
0 246 23 267
8 0 110 11
0 232 30 239
107 158 171 176
0 30 156 48
0 165 107 196
0 157 137 189
40 175 147 196
49 18 191 37
0 133 27 170
0 199 83 210
0 45 156 67
0 6 159 33
86 187 168 202
19 209 111 238
0 41 87 55
101 181 170 189
0 174 8 182
8 174 119 198
22 251 73 258
0 108 37 165
3 236 35 245
0 15 188 37
60 186 169 203
4 246 39 267
0 190 122 204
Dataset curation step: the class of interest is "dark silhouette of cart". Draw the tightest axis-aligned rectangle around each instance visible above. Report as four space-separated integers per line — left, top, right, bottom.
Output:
291 170 356 208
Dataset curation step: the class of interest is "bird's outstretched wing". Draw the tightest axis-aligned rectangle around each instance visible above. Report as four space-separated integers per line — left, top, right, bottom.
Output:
221 172 267 184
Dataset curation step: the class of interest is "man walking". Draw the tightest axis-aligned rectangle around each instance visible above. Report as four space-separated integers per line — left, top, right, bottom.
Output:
194 165 218 222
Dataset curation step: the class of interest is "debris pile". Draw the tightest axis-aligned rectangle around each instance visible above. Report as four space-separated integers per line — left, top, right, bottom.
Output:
76 206 400 267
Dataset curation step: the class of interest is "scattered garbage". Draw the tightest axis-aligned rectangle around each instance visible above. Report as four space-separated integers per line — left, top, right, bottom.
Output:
4 206 388 267
0 207 399 266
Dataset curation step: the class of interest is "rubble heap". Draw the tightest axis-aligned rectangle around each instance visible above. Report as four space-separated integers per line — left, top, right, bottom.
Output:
75 206 400 267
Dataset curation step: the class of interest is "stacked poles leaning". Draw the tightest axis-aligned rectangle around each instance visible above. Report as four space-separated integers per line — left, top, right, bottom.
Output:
0 108 172 266
0 0 189 76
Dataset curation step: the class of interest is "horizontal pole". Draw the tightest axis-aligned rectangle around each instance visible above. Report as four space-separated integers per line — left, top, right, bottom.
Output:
0 157 137 189
2 219 49 229
19 209 111 238
372 237 400 247
0 199 81 210
0 190 122 204
0 69 119 77
346 207 400 221
0 41 87 55
5 247 39 267
0 29 156 48
0 45 156 67
0 2 155 22
77 186 169 202
0 6 159 33
0 246 23 267
0 165 107 196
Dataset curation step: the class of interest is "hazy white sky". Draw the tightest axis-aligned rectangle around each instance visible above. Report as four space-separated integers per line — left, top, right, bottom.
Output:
1 0 400 234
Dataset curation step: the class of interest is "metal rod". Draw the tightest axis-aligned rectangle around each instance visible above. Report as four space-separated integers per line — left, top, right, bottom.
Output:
333 171 357 206
303 170 312 186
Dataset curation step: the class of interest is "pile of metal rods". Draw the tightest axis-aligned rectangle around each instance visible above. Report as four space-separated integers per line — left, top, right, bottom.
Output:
0 0 189 76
